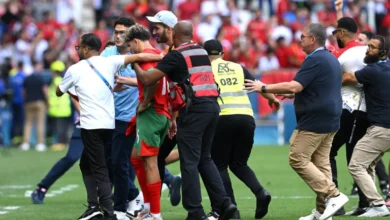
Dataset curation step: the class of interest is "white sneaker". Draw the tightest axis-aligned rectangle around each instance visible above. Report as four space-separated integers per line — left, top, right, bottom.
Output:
126 191 144 218
320 193 349 220
135 209 150 220
35 143 47 152
138 213 162 220
299 209 332 220
20 143 30 151
358 205 390 217
115 211 130 220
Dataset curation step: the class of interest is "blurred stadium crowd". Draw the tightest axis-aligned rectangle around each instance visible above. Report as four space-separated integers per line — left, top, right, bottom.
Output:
0 0 389 150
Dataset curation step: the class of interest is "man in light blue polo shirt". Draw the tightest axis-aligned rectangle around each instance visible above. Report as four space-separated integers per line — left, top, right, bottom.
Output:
101 17 142 220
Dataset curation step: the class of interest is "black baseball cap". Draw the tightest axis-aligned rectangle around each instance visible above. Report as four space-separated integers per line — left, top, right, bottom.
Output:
204 39 224 55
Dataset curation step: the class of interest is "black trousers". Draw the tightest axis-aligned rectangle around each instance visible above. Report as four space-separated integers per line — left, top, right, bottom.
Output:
80 129 114 216
211 114 264 208
158 131 177 184
330 109 370 207
177 111 230 217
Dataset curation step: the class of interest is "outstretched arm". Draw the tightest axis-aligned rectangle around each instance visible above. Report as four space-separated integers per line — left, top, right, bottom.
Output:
132 63 166 86
124 53 163 66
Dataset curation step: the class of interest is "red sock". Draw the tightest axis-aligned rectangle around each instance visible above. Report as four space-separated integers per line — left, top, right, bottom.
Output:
147 180 162 214
130 157 150 204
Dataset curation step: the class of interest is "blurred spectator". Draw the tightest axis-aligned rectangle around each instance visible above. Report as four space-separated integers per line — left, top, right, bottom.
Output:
288 31 306 68
93 20 110 52
258 47 279 74
358 30 374 45
177 0 200 20
220 14 240 44
246 9 269 44
198 14 218 44
36 11 61 40
274 36 290 68
20 62 47 152
9 61 25 145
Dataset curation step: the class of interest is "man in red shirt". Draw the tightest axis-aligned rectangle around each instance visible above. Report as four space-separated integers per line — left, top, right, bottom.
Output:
125 24 171 220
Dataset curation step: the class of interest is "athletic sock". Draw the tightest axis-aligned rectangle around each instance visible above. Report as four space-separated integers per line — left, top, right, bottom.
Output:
130 157 150 204
147 180 162 215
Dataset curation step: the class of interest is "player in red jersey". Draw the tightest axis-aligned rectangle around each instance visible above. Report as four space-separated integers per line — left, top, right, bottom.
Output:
123 24 171 220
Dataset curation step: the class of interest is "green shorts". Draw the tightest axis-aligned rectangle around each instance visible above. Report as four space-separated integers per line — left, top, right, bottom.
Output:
134 106 170 157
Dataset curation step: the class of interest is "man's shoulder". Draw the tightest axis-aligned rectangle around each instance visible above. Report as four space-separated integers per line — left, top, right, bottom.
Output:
100 46 118 57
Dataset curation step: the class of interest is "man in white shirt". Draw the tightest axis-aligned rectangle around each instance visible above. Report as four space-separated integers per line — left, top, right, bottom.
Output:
56 33 162 220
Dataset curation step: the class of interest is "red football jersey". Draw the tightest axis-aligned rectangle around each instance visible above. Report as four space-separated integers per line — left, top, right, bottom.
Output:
138 48 171 119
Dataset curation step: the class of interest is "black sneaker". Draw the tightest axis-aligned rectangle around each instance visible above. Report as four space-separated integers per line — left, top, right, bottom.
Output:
31 187 46 204
345 206 368 216
232 210 241 219
380 182 389 195
78 205 103 220
206 211 219 220
168 176 182 206
350 186 358 196
334 206 346 216
219 201 237 220
255 189 271 219
102 215 117 220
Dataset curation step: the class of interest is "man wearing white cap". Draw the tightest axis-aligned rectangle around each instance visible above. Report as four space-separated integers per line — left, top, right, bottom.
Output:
146 10 183 206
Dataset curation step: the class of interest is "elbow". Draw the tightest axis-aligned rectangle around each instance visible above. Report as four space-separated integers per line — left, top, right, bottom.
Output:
289 84 301 94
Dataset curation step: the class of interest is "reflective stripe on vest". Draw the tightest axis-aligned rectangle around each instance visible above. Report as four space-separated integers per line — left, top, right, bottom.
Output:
211 58 253 116
176 43 219 98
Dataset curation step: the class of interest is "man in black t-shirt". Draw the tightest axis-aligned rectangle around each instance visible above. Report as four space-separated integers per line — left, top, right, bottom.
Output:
344 35 390 217
133 21 237 220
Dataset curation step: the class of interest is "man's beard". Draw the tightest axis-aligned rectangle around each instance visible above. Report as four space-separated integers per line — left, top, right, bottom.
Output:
337 38 344 48
364 53 380 64
156 30 168 44
78 52 85 60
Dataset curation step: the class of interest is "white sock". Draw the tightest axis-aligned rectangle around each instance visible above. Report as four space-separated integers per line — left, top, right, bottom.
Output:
143 203 150 210
152 213 161 218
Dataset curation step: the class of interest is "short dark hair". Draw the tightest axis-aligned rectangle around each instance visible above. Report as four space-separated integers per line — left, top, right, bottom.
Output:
306 23 326 46
337 17 358 33
125 24 151 41
372 35 390 56
361 31 374 40
104 40 115 49
114 17 135 28
80 33 102 51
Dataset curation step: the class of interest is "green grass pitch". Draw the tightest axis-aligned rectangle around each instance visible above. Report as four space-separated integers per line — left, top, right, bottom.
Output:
0 146 389 219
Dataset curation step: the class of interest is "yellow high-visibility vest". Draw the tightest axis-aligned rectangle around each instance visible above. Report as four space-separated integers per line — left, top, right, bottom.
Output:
211 58 253 116
48 76 71 117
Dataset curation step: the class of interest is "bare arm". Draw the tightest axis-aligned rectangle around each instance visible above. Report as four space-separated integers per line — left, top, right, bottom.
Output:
143 83 158 105
56 85 64 97
342 72 358 85
116 75 138 86
124 53 163 66
71 97 80 113
43 85 49 100
244 79 303 94
133 63 166 86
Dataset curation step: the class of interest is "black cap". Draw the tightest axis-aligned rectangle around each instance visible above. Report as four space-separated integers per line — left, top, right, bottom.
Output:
204 39 224 55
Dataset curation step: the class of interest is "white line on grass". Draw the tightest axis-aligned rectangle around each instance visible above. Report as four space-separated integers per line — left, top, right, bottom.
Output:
0 185 32 189
0 206 20 215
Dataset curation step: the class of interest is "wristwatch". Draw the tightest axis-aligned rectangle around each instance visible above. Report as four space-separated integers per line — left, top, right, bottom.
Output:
261 85 267 93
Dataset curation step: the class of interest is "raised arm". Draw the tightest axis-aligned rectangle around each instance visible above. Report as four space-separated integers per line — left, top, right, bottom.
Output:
335 0 343 20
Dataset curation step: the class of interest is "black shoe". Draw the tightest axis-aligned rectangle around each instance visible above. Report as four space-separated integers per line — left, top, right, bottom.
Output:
232 210 241 219
333 206 346 216
102 215 117 220
186 211 208 220
350 186 358 196
380 182 389 195
219 201 237 220
255 189 271 219
345 206 368 216
78 205 103 220
168 176 182 206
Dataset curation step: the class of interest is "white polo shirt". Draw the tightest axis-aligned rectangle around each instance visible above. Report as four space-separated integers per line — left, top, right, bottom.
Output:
59 55 126 129
335 42 367 112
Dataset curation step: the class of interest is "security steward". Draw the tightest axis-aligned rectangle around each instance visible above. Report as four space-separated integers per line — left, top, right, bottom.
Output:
132 21 237 220
203 39 278 220
345 35 390 217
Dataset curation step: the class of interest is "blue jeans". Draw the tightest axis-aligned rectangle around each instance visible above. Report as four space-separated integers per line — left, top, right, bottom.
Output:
108 120 139 212
39 123 83 189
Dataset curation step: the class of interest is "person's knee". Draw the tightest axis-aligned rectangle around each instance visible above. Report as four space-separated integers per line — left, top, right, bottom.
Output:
289 153 306 169
229 161 246 173
348 159 363 176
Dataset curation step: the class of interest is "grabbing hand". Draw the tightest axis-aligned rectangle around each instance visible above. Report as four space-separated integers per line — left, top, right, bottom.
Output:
168 119 177 139
136 102 151 114
279 93 295 100
113 83 128 93
268 98 281 110
243 79 265 94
